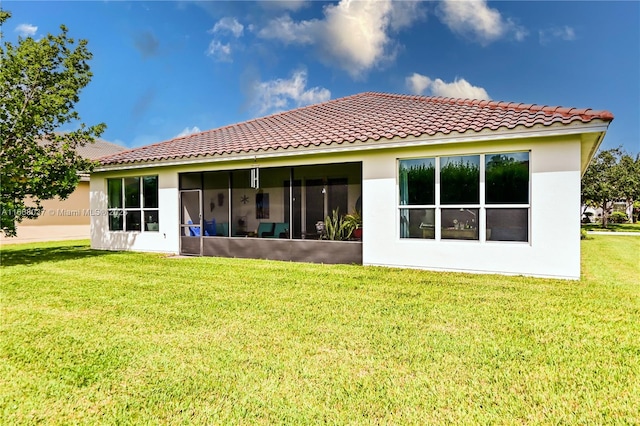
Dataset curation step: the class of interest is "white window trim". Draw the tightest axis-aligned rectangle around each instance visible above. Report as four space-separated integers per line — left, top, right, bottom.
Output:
398 152 531 243
107 176 159 232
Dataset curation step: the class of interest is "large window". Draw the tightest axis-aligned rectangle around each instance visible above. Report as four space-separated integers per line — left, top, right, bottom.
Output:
108 176 159 231
485 153 529 241
399 158 435 239
399 152 529 242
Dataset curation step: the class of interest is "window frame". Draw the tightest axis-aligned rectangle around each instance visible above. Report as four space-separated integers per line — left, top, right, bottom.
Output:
399 157 437 239
107 175 159 232
398 151 530 243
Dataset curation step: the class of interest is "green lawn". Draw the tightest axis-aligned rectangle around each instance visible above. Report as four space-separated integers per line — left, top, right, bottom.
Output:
582 222 640 232
1 237 638 424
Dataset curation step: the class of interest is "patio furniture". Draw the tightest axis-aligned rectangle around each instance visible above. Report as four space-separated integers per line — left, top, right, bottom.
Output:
257 222 275 238
216 222 229 237
204 219 216 236
187 220 200 237
273 222 289 238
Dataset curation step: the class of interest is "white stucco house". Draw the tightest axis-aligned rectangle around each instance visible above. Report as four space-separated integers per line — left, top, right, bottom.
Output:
90 92 613 279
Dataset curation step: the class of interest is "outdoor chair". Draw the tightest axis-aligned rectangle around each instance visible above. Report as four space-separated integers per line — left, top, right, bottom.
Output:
273 222 289 238
203 219 217 236
187 220 200 237
216 222 229 237
257 222 275 238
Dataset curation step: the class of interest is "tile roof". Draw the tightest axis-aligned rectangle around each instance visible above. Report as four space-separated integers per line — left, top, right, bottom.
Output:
100 92 614 166
77 139 127 160
39 136 127 160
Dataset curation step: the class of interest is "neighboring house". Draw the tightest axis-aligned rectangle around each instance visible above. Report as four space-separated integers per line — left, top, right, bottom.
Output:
582 201 634 223
1 139 127 244
91 92 613 279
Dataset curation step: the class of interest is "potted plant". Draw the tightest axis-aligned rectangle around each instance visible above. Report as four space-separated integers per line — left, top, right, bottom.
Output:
324 208 355 241
344 209 362 240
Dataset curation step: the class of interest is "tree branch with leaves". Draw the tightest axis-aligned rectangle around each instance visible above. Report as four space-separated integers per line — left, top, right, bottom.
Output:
1 10 106 236
581 147 640 227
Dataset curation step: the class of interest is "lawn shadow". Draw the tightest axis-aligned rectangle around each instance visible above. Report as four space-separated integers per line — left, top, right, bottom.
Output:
0 244 112 267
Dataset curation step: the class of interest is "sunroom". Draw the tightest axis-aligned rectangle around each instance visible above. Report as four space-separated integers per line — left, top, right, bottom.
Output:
104 161 363 263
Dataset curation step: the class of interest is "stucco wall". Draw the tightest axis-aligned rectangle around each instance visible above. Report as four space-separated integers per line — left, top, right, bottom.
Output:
362 135 582 279
3 182 93 243
91 167 180 253
20 181 91 226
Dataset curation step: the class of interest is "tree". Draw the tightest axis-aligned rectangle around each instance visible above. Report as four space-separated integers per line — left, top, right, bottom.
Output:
581 147 640 227
0 11 105 236
618 152 640 223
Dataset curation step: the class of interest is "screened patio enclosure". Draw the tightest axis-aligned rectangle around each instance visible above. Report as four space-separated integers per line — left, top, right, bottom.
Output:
178 162 362 263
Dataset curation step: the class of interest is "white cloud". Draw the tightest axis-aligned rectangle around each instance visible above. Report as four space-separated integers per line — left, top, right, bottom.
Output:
260 0 309 12
176 126 202 138
258 15 316 44
210 17 244 38
406 73 432 95
15 23 38 37
249 69 331 116
513 27 528 42
389 1 426 32
206 17 244 62
258 0 425 78
438 0 526 45
539 26 576 45
319 0 395 76
206 40 232 62
406 73 490 100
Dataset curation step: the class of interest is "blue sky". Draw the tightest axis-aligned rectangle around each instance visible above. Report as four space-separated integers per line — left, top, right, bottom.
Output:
5 1 639 153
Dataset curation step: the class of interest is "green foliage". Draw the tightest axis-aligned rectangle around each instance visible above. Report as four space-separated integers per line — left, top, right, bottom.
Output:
580 228 588 239
0 11 106 236
323 208 355 240
1 237 639 423
343 209 362 229
618 153 640 204
582 147 640 227
581 222 640 233
485 154 529 203
609 211 629 224
403 163 435 205
440 159 479 204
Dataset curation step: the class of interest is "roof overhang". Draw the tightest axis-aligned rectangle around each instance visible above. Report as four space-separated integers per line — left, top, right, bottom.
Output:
94 120 611 173
579 131 606 175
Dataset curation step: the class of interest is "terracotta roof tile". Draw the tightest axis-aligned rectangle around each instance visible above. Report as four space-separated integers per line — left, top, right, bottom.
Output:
100 92 614 166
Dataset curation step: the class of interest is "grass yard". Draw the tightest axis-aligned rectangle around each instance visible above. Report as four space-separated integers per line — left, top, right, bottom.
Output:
1 236 639 424
582 222 640 233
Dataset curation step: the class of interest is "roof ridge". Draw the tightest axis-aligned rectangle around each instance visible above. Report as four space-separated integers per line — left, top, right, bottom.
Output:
99 91 613 166
357 91 614 120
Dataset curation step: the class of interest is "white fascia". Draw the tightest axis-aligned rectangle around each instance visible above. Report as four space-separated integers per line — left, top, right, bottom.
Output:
94 121 610 173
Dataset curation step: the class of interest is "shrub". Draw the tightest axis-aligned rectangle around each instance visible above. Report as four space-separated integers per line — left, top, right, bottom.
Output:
580 228 588 240
610 211 629 224
324 208 354 241
343 210 362 230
